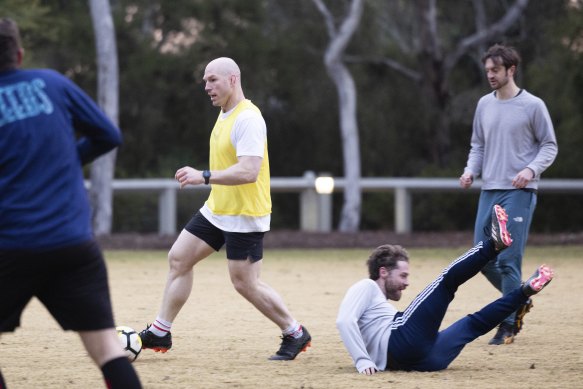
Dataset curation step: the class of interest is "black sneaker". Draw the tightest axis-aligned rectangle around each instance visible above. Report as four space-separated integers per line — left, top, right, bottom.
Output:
488 322 515 345
513 298 533 335
491 205 513 251
268 326 311 360
139 326 172 353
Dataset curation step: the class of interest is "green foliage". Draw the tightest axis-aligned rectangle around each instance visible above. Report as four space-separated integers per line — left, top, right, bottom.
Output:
523 1 583 179
113 193 158 232
361 193 395 230
9 0 583 232
0 0 60 68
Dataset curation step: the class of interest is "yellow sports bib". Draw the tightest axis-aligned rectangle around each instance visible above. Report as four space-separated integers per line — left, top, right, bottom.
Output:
205 100 271 216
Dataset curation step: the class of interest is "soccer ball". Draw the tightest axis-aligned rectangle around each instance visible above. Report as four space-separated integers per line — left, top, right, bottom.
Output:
116 326 142 362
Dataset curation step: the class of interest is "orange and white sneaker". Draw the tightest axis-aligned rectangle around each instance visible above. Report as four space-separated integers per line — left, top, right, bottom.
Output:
491 204 513 251
522 265 554 297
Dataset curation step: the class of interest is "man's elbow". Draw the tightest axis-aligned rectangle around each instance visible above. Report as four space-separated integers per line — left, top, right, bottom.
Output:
96 131 123 155
101 137 122 155
110 130 123 148
336 318 349 332
241 169 259 183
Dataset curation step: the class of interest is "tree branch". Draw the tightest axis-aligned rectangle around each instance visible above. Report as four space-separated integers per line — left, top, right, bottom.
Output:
322 0 364 64
311 0 336 38
444 0 530 73
418 0 441 60
344 54 422 82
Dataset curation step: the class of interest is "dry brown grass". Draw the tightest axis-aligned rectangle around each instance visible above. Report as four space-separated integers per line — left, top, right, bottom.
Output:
1 246 581 389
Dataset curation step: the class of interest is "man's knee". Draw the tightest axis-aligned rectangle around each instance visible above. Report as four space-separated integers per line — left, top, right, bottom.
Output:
167 233 212 273
494 254 521 273
232 278 251 296
229 266 259 297
481 261 497 277
167 250 190 274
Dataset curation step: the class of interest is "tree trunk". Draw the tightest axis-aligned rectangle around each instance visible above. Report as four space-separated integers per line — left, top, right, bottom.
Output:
88 0 119 235
313 0 364 232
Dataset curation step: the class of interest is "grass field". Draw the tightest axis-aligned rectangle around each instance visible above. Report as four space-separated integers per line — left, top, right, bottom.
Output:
1 245 582 388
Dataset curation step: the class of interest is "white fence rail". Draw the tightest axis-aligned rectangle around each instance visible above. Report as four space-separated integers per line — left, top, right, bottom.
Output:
101 171 583 235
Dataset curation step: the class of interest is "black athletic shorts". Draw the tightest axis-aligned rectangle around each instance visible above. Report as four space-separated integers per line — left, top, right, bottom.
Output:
184 211 265 262
0 240 115 332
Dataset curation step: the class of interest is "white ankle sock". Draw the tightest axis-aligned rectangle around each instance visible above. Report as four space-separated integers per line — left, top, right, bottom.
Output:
283 321 303 339
149 317 172 337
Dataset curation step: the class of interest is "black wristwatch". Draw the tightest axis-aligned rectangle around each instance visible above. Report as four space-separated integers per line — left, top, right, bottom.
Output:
202 170 211 185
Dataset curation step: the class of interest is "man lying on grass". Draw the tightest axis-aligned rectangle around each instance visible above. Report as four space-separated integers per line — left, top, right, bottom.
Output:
336 205 553 374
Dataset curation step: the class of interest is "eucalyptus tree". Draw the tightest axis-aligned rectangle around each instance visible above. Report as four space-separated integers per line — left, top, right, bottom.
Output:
89 0 119 235
312 0 364 232
362 0 530 167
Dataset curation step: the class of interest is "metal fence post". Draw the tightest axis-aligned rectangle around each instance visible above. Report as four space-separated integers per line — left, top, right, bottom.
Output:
159 187 177 235
395 187 412 234
315 175 334 232
317 193 332 232
300 171 318 231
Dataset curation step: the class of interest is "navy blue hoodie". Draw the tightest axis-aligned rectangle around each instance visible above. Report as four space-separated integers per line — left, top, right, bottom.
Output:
0 68 121 249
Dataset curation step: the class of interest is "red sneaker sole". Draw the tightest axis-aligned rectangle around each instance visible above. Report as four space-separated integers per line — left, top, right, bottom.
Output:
143 347 170 353
494 205 513 246
530 265 553 291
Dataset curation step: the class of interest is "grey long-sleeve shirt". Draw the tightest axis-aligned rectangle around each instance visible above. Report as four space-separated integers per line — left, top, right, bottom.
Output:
464 90 558 190
336 279 397 373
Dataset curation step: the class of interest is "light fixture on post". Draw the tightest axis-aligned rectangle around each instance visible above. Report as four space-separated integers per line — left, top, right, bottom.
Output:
315 176 335 195
315 174 334 232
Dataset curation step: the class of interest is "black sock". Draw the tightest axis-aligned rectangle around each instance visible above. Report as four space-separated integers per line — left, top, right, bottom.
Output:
0 368 6 389
101 357 142 389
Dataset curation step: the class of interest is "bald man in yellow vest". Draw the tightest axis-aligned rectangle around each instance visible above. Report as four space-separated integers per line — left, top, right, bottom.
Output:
139 57 311 361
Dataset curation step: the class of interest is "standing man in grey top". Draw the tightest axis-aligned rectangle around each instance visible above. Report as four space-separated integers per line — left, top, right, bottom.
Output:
459 44 557 345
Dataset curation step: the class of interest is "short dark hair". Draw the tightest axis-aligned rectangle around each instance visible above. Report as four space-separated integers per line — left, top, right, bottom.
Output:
366 244 409 280
481 44 521 71
0 18 22 71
